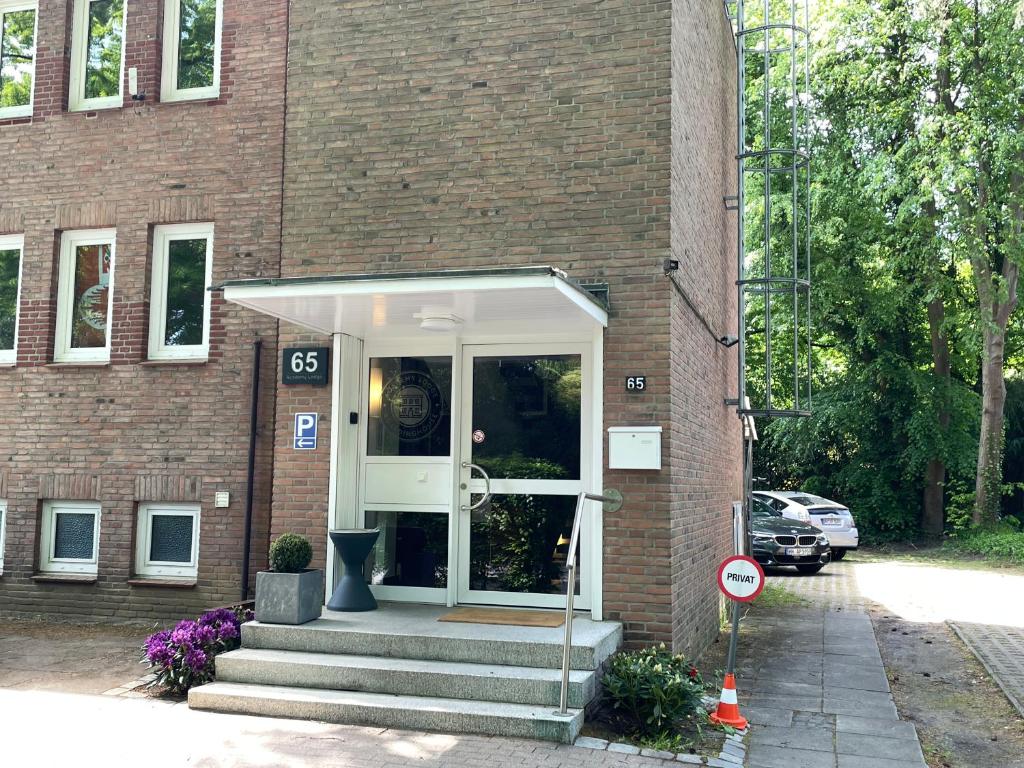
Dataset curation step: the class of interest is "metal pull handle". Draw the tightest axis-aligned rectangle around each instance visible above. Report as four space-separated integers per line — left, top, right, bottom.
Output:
460 461 491 512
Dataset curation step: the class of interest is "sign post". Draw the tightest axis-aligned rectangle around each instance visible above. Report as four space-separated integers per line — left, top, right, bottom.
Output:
710 555 765 729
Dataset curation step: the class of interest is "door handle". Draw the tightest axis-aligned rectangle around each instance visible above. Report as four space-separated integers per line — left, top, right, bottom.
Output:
460 461 491 512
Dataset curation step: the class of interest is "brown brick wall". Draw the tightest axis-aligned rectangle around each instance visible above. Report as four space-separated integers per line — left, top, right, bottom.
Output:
668 2 743 655
271 0 738 649
0 0 286 622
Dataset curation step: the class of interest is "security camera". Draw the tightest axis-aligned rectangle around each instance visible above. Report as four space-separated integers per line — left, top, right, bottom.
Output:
718 335 740 348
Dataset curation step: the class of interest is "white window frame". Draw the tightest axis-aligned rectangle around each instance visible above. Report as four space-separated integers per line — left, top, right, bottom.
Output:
0 0 39 120
68 0 127 111
135 502 200 580
54 228 116 363
0 233 23 365
0 500 7 574
161 0 223 102
39 500 100 575
148 222 213 361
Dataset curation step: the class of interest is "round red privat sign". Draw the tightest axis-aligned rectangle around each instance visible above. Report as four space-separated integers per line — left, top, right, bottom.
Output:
716 555 766 603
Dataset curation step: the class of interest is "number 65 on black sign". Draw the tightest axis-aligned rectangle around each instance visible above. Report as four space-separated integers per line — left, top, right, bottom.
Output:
282 347 330 386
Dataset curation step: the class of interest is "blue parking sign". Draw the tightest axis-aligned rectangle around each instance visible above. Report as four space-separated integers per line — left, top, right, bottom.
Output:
294 413 318 450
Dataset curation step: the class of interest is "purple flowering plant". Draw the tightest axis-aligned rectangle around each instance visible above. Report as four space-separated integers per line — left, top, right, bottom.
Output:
140 605 253 695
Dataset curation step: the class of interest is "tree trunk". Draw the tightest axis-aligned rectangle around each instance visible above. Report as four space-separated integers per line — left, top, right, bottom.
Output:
974 327 1008 525
922 296 950 539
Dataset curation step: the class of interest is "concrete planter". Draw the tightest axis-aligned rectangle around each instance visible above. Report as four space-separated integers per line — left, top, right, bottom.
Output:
255 569 324 625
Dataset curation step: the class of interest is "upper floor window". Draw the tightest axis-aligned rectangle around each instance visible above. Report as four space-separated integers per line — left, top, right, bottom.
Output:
161 0 222 102
69 0 126 111
0 233 22 365
55 228 116 363
149 223 213 360
0 0 37 119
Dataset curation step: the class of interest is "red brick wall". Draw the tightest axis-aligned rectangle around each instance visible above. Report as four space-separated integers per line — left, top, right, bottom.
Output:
668 2 743 655
0 0 286 622
270 0 738 650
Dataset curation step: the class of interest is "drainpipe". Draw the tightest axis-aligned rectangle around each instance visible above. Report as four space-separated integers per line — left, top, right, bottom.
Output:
241 338 263 601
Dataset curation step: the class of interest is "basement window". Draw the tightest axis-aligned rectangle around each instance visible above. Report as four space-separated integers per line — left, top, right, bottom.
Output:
68 0 126 111
0 0 37 119
161 0 222 102
39 501 101 575
148 223 213 361
0 234 22 365
135 503 199 579
54 229 116 363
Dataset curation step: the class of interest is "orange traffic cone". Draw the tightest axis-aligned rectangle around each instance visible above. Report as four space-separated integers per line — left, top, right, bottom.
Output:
709 673 748 729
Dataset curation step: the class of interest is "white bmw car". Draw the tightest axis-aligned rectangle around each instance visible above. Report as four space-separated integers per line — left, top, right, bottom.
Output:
753 491 859 560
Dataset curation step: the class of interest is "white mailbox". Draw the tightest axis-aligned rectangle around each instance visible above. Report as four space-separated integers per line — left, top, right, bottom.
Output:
608 426 663 470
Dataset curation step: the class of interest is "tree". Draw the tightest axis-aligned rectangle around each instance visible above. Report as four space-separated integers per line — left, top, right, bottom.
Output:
0 8 36 109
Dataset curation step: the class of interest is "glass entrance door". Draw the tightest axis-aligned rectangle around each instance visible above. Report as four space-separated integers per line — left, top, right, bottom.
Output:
457 344 591 609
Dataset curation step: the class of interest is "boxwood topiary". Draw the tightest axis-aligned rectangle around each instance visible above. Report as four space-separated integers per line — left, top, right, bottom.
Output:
269 533 313 573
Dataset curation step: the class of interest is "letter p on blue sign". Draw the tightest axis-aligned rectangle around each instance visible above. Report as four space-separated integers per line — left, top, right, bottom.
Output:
294 413 318 450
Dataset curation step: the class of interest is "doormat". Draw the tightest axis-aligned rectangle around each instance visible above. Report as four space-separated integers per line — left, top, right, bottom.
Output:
438 607 565 628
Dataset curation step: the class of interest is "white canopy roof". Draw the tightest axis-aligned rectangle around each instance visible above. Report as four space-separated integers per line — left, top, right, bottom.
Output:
217 266 608 338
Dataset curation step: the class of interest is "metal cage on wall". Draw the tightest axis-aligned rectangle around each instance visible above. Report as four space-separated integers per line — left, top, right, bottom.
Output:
735 0 812 418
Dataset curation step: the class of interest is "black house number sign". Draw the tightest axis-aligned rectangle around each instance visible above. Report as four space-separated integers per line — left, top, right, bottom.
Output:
283 347 330 386
626 376 647 392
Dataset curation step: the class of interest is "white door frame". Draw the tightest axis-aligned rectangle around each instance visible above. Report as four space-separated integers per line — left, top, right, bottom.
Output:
324 328 605 618
456 342 594 610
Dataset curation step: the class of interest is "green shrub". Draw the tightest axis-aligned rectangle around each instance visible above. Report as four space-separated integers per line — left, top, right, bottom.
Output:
269 533 313 573
945 523 1024 564
602 644 706 736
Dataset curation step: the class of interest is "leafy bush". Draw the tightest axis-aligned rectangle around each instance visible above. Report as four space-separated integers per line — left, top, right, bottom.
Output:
269 532 313 573
141 606 252 695
945 522 1024 564
602 644 706 736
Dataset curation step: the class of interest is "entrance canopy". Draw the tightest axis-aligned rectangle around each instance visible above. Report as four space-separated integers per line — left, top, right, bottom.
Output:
216 266 607 338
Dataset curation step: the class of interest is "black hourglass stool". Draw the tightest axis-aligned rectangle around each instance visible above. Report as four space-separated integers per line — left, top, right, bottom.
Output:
327 528 380 611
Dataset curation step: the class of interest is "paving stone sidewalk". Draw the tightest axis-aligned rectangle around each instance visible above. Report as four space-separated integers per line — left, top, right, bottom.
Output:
736 606 927 768
951 622 1024 718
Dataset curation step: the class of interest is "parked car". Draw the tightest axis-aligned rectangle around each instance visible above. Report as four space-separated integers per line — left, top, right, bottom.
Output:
749 496 831 575
753 490 859 560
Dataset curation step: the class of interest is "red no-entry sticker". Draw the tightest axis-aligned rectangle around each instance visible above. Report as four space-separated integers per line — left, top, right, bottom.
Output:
716 555 766 602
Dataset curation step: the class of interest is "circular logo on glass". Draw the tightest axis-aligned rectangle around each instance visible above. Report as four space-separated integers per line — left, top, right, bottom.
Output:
382 371 445 441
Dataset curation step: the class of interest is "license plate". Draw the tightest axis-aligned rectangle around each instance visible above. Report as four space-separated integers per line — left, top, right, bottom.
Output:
821 517 842 526
786 547 813 556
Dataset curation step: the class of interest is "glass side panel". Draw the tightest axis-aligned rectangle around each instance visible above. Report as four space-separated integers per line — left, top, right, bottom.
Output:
53 512 95 559
149 514 194 563
0 247 19 350
367 356 452 457
0 8 36 110
469 493 579 595
84 0 123 100
470 355 581 480
365 510 448 589
176 0 216 90
70 242 111 349
164 238 206 346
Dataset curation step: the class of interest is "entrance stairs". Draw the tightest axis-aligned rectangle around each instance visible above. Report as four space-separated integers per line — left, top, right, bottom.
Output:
188 603 623 743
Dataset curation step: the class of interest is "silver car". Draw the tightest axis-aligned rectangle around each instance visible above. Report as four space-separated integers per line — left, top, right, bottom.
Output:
753 491 859 560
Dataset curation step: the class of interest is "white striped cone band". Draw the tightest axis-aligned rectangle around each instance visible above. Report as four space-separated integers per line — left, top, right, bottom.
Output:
719 685 738 705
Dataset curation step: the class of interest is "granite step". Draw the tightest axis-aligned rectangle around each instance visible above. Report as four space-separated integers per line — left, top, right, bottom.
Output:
215 647 597 708
189 682 584 743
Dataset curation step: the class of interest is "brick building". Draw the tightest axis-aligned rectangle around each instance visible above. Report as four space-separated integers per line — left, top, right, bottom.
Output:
0 0 286 620
1 0 740 660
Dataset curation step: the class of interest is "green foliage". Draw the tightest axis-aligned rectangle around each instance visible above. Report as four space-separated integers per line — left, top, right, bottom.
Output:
269 533 312 573
176 0 217 90
945 522 1024 565
469 455 568 593
0 248 18 349
0 8 36 109
83 0 124 100
601 644 706 737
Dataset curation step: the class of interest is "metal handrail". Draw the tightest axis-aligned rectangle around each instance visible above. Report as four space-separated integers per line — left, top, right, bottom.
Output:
558 491 617 715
